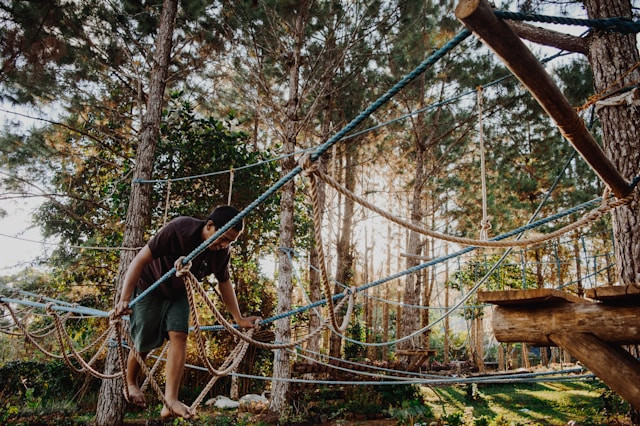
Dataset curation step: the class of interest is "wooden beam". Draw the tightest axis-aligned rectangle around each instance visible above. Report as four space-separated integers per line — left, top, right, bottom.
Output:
550 332 640 410
477 288 588 305
492 302 640 346
455 0 631 198
585 284 640 303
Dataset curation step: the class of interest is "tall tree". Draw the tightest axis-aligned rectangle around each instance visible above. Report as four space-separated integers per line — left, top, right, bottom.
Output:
95 1 178 424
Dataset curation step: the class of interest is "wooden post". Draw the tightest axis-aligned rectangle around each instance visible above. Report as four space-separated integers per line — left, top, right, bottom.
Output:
550 333 640 410
455 0 631 198
491 302 640 346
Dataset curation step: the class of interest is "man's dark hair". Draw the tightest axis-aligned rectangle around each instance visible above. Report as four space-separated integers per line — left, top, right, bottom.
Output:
207 205 244 232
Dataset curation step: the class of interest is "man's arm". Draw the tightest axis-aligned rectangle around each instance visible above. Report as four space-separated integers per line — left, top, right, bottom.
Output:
113 245 154 317
218 279 261 328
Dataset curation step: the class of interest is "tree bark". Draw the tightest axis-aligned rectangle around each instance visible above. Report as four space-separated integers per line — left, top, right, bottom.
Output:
270 1 308 412
95 1 178 424
583 0 640 286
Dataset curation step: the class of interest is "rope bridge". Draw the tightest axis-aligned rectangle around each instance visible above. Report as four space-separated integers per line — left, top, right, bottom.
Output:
2 8 640 415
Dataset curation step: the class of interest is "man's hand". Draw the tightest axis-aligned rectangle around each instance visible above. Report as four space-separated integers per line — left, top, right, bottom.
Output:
113 299 132 317
236 315 262 329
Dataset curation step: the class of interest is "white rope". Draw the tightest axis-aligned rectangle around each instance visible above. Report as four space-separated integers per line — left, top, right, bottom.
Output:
477 86 491 241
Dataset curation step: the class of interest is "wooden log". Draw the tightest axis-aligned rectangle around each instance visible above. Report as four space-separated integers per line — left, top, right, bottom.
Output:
455 0 631 198
478 288 588 305
492 303 640 346
550 332 640 410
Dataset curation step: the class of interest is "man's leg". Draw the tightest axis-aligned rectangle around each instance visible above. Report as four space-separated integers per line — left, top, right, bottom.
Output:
161 331 194 419
125 349 148 406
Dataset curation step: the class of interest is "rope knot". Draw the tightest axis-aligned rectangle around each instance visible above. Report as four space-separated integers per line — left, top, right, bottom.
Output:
175 256 193 278
298 153 318 177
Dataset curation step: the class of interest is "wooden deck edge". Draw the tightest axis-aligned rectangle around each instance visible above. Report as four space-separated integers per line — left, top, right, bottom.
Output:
585 284 640 302
477 288 589 305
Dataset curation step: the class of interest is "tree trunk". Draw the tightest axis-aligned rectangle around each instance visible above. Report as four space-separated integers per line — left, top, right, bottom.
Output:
583 0 640 286
270 2 308 411
329 144 357 359
95 1 177 424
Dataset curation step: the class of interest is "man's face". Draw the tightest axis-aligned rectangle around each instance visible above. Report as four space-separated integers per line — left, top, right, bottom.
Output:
203 221 241 251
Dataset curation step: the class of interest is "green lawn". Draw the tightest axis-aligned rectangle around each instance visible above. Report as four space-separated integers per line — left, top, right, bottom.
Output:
422 380 631 425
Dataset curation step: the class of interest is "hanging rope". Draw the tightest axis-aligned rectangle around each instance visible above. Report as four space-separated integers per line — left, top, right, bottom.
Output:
305 161 636 249
228 167 234 205
162 180 172 226
477 86 491 241
174 256 356 350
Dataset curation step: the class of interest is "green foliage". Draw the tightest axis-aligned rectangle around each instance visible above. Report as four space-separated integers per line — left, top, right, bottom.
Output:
442 411 464 425
385 399 434 425
343 302 366 361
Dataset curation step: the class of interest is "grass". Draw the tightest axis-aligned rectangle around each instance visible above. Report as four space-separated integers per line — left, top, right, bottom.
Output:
423 379 631 425
0 377 633 425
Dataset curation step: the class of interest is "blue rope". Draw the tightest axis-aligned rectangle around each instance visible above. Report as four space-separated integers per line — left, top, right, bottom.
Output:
0 297 109 317
199 194 606 331
494 10 640 34
128 29 472 308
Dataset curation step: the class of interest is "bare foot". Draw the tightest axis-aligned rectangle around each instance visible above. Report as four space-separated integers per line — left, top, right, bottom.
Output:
125 384 146 407
161 400 195 420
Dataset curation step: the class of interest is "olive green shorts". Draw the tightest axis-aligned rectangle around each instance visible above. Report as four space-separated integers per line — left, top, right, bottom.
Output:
129 288 189 353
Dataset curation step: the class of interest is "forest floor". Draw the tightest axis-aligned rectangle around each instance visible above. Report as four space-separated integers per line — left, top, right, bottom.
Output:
2 377 636 425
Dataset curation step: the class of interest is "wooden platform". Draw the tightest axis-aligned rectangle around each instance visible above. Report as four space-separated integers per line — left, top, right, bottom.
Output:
479 286 640 410
477 288 589 305
585 284 640 303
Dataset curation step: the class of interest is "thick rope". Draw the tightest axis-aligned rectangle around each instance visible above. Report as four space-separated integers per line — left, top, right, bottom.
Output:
477 86 491 241
494 10 640 34
47 305 121 378
162 179 172 226
175 257 354 349
308 164 635 248
178 258 253 376
228 167 234 205
128 29 471 309
140 342 169 392
299 154 344 332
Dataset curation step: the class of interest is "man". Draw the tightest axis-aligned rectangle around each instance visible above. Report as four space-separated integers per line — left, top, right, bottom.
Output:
113 205 260 419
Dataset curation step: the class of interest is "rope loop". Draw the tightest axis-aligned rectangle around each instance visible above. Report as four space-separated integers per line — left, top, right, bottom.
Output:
298 153 318 177
174 256 192 277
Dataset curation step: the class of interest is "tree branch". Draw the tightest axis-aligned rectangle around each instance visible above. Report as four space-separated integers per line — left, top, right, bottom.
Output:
507 20 587 55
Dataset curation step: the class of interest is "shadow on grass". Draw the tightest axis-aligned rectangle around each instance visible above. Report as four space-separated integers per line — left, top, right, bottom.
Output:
430 380 614 425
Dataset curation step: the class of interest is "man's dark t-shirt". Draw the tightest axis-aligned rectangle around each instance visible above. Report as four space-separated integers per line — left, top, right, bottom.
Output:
138 217 231 299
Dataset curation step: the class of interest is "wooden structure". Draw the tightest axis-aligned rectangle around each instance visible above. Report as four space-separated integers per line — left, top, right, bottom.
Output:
395 349 437 371
478 287 640 410
455 0 631 198
454 0 640 410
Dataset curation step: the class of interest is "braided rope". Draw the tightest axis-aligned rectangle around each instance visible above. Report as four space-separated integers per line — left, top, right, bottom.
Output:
179 259 253 376
120 331 171 413
176 256 353 349
494 10 640 34
129 30 471 309
310 165 634 248
299 154 343 332
477 86 491 241
140 342 169 392
113 319 132 402
47 306 121 379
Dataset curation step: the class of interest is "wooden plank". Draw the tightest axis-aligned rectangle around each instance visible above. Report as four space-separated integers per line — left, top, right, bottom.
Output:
455 0 631 198
585 284 640 303
492 303 640 346
477 288 588 305
550 332 640 410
